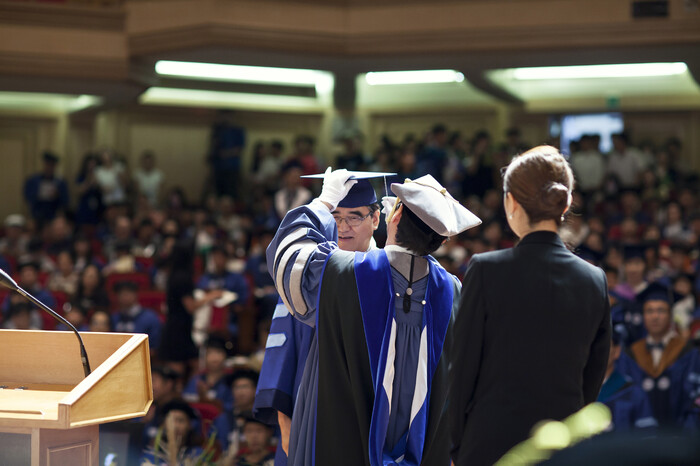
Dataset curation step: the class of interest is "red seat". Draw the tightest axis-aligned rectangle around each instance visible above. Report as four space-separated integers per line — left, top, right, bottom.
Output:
37 271 50 287
51 290 69 315
138 290 167 322
190 402 222 423
193 255 204 283
189 401 223 440
209 304 229 333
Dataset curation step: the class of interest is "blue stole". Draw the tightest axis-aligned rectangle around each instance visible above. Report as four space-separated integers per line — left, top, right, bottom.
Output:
354 250 453 466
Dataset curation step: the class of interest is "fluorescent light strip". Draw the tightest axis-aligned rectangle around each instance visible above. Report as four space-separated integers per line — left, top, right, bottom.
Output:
513 63 688 80
0 92 101 112
155 60 333 89
139 87 324 110
365 70 465 86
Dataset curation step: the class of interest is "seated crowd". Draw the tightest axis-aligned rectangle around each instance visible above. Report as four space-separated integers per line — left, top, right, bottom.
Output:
2 126 700 462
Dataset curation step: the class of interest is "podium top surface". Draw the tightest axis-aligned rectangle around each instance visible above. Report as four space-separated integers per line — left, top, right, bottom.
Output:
0 330 152 429
0 390 65 423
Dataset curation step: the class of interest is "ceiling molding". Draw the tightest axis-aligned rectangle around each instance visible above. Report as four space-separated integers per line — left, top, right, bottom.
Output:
129 24 345 57
0 2 125 31
0 52 129 81
128 19 700 59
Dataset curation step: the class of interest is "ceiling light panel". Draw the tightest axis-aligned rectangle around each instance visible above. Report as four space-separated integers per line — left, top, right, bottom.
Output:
364 70 465 86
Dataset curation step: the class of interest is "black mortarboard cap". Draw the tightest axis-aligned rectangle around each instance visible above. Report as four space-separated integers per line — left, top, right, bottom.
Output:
637 281 681 306
302 171 396 208
622 244 646 262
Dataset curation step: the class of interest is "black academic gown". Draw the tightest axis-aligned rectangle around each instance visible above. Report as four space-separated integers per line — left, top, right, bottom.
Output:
449 231 611 466
315 251 458 466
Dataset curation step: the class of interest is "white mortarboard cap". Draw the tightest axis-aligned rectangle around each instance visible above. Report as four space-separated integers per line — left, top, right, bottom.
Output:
391 174 481 236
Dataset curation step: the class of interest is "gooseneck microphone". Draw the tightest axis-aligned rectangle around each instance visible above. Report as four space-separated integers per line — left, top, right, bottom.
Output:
0 268 91 377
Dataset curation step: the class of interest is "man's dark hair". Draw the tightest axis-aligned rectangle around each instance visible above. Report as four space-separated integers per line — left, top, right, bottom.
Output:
432 124 447 135
395 205 446 256
270 140 284 152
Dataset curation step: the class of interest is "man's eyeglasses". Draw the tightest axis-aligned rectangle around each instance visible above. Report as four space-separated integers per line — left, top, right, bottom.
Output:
333 213 371 227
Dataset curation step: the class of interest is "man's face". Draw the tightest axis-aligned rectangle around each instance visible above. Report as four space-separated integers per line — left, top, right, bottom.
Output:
623 258 645 284
117 289 138 309
332 206 379 252
165 410 191 439
19 267 38 288
89 312 111 332
205 347 226 371
233 378 256 411
243 422 271 453
152 373 175 402
643 300 671 338
211 251 227 272
43 161 57 176
115 216 131 239
11 310 31 330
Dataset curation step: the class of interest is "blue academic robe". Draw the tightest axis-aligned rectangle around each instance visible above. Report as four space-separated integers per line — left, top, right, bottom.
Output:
112 306 162 350
254 299 315 466
266 200 458 466
616 337 700 429
597 370 658 431
182 373 234 413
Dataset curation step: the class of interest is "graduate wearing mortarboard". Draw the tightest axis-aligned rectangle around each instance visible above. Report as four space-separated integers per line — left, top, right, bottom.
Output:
266 169 480 466
253 172 385 466
597 329 658 432
616 281 700 429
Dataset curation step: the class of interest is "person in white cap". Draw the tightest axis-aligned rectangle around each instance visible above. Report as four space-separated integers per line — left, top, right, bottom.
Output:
266 168 481 466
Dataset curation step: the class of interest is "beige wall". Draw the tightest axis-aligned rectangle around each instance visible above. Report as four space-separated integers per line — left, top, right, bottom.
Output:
2 105 700 224
0 114 62 220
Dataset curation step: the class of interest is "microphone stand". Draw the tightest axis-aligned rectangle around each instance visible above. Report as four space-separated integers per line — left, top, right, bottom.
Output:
5 281 92 378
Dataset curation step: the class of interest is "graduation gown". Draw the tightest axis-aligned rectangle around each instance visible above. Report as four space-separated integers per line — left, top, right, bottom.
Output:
253 299 315 466
616 336 700 429
266 200 460 466
597 370 657 431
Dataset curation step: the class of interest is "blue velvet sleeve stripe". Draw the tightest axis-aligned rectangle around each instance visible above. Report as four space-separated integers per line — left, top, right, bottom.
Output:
266 200 339 324
254 388 294 424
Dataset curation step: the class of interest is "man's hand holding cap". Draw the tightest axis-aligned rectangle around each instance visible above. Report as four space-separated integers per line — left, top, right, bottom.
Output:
318 167 357 210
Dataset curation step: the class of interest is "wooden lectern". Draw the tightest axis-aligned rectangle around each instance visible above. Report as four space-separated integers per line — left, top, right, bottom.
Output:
0 330 153 466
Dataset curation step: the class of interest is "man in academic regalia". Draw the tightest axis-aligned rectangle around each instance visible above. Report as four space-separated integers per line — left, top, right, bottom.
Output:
597 330 658 432
253 173 383 466
266 169 480 466
616 282 700 429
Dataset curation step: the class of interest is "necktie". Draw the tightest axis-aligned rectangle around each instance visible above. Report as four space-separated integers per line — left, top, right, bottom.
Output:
646 341 665 352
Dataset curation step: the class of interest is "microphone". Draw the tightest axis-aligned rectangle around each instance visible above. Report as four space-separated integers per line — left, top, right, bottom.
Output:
0 268 91 377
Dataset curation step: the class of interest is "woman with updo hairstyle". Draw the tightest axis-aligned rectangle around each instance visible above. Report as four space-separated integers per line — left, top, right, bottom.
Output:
449 146 611 466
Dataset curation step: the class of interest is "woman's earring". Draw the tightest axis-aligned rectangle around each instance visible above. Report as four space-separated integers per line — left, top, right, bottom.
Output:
508 214 513 220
